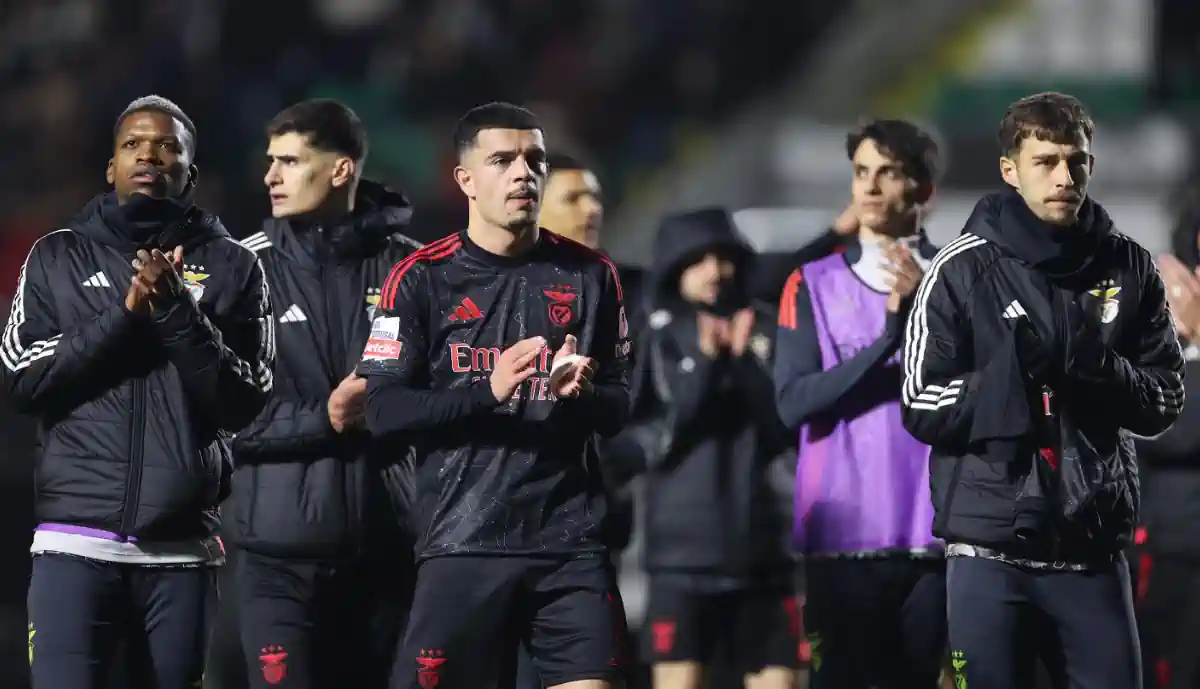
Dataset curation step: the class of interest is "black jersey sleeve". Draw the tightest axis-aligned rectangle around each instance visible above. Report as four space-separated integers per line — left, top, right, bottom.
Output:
567 261 632 437
358 259 499 438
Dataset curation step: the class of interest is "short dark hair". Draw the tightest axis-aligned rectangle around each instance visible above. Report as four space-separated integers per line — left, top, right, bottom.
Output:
998 91 1095 157
266 99 367 163
845 119 940 186
115 95 197 158
453 102 541 158
547 153 591 177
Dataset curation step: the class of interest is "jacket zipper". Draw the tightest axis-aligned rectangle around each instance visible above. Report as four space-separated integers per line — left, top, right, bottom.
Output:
323 258 356 545
119 378 147 536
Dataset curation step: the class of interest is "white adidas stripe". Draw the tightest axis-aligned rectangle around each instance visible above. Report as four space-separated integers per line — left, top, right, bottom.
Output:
902 233 989 406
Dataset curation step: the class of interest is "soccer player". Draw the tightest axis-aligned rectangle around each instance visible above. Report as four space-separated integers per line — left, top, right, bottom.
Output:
901 92 1183 689
3 96 274 689
358 102 631 689
229 99 423 689
1134 198 1200 689
640 207 799 689
773 119 946 689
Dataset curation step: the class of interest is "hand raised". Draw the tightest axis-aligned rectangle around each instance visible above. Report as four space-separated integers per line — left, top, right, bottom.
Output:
489 337 546 402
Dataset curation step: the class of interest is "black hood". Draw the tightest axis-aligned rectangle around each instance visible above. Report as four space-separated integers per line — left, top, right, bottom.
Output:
964 187 1112 278
69 191 229 252
650 208 753 312
262 179 415 264
1170 191 1200 268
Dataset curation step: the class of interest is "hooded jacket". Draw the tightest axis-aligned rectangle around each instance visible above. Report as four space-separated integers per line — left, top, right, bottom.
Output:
1136 199 1200 555
901 188 1184 561
641 208 796 581
2 192 274 540
230 181 422 559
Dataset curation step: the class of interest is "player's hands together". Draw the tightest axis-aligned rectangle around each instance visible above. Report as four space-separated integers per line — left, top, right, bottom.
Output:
328 372 367 433
550 334 597 399
490 336 546 403
1159 253 1200 340
129 246 185 313
883 243 924 314
697 312 725 358
727 308 756 357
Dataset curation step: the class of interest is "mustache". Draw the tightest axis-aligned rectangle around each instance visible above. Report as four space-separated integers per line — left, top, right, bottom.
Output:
1046 193 1081 203
507 187 538 199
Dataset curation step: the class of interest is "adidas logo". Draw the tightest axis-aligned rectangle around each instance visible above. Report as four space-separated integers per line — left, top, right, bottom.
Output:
82 272 111 288
1002 300 1027 320
279 304 307 323
447 297 484 322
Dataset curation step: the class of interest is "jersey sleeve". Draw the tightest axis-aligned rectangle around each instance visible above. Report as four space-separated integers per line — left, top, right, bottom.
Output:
570 260 632 437
2 232 138 415
359 260 498 438
773 269 903 429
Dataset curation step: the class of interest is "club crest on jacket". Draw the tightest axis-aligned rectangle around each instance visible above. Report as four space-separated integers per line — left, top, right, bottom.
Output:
1087 278 1121 324
182 264 209 301
365 287 381 319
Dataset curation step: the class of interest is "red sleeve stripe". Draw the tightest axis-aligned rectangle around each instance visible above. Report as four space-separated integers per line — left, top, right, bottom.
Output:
380 234 462 310
777 269 803 329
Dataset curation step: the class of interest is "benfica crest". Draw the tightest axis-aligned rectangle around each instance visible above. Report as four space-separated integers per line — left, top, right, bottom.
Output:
543 288 577 327
416 649 446 689
182 264 209 301
259 646 288 685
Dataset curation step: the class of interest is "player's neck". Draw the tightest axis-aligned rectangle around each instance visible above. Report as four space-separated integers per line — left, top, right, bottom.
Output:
466 223 540 258
859 216 919 245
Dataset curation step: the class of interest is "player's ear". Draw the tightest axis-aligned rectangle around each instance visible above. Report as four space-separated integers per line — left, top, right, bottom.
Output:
106 158 115 186
454 165 475 199
330 156 354 189
999 155 1019 190
187 164 199 191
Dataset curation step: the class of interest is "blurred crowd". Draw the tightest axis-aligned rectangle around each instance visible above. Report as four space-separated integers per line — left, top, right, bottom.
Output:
0 0 840 256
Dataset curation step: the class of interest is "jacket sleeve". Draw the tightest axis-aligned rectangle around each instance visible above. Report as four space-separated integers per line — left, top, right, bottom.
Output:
359 263 499 437
232 396 336 459
901 240 1007 449
152 256 275 432
648 320 724 434
565 262 632 437
773 269 903 429
1070 258 1185 437
2 232 138 415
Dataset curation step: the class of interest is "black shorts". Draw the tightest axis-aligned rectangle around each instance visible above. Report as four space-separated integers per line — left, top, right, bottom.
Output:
396 554 628 689
236 550 414 689
642 576 801 674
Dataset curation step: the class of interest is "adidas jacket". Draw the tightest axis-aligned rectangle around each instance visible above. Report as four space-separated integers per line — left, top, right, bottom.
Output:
229 182 423 559
2 192 274 540
901 191 1184 559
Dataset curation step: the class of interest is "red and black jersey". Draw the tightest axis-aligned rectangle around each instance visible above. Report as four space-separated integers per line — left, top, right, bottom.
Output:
356 229 632 559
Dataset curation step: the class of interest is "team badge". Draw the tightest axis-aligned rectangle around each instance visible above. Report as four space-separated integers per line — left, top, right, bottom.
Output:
365 287 381 319
1087 279 1121 324
182 264 209 301
259 646 287 685
543 288 577 327
416 649 446 689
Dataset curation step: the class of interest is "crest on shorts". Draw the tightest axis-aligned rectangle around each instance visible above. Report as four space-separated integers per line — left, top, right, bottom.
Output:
416 649 447 689
951 649 967 689
1087 278 1122 324
365 287 381 319
543 287 578 327
182 264 209 301
259 645 288 685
